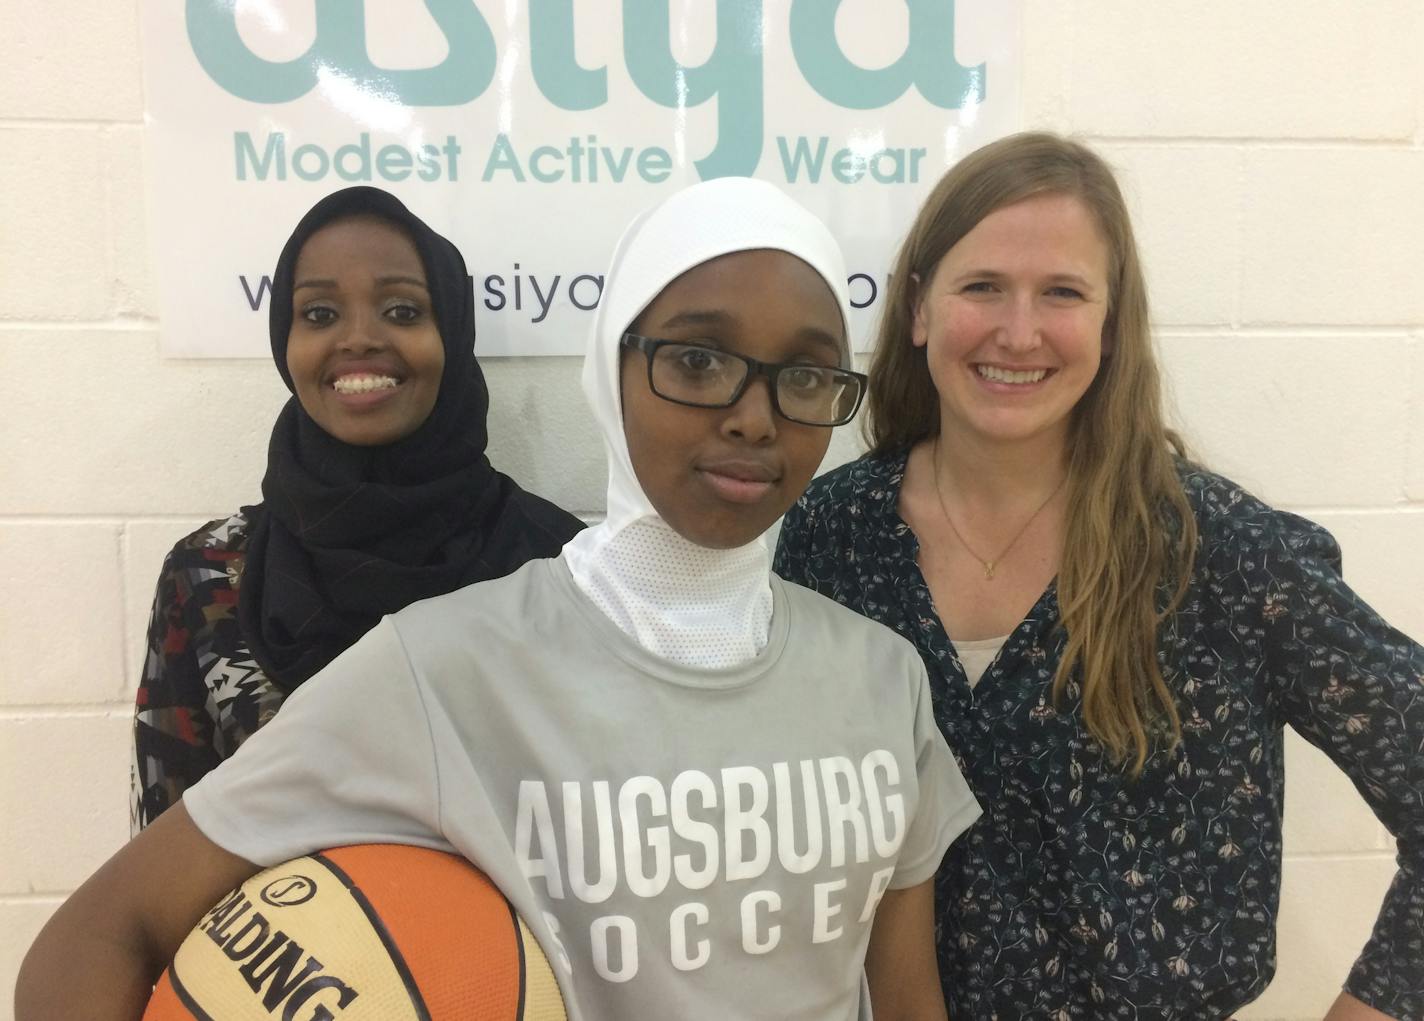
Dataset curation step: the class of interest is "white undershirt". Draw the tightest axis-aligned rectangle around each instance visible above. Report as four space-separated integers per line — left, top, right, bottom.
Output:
571 518 772 669
954 634 1011 689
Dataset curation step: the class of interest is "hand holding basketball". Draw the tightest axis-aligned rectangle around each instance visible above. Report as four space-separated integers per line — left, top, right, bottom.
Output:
144 844 566 1021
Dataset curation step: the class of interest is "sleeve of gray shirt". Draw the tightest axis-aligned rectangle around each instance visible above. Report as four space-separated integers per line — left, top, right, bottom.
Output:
889 665 982 889
183 616 452 867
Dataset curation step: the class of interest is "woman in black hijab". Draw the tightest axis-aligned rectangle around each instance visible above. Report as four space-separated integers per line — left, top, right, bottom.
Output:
132 187 583 831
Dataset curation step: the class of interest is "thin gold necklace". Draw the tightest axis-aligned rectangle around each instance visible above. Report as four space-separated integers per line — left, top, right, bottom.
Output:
930 436 1066 581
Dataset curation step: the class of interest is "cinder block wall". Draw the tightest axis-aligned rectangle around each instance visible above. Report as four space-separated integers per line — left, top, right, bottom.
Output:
2 3 1421 1018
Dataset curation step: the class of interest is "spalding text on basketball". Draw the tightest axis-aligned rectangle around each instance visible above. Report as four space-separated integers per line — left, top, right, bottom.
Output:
198 887 361 1019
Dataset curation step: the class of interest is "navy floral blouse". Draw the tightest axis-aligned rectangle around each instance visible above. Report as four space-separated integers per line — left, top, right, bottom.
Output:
774 450 1424 1020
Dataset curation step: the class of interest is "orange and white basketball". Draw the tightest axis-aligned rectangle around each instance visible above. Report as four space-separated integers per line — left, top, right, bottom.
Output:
143 844 566 1020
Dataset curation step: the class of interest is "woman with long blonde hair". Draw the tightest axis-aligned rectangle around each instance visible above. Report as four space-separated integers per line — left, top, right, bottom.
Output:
776 132 1423 1020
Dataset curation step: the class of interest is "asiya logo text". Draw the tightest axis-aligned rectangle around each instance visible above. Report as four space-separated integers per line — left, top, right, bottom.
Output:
186 0 983 178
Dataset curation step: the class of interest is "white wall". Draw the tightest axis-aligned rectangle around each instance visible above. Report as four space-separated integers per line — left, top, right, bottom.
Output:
2 2 1421 1018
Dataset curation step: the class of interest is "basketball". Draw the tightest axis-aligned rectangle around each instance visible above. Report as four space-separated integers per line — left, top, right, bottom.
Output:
143 844 566 1021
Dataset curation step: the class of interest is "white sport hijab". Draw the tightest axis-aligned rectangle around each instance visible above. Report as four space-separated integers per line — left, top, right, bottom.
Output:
562 178 851 668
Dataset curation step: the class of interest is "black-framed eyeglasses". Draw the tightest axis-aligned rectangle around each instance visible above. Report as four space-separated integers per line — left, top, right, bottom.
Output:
620 334 867 428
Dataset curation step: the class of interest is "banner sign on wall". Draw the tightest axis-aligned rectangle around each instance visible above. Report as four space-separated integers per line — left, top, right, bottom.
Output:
142 1 1021 357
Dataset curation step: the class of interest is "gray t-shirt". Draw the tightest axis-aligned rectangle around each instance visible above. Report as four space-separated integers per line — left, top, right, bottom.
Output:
186 557 980 1020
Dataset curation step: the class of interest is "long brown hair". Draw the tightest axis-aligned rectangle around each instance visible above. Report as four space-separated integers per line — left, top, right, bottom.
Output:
867 132 1197 773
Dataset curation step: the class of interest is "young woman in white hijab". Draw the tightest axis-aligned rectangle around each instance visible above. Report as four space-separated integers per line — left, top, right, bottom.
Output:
19 179 980 1021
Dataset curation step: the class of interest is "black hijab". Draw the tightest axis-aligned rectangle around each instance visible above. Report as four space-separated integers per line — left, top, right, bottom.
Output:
238 186 583 690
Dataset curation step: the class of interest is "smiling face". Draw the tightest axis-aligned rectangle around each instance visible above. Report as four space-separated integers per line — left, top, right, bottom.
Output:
285 215 445 446
912 191 1110 455
620 249 844 549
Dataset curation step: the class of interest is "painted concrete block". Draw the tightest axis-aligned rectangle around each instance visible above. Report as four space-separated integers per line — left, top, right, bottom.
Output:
1242 149 1424 325
1304 510 1424 646
0 329 281 516
0 714 130 896
1408 337 1423 501
1069 1 1419 140
0 898 63 1021
0 0 143 120
1237 854 1397 1019
0 523 125 705
104 127 158 320
1281 728 1389 855
483 356 609 517
1018 0 1073 130
1159 332 1410 507
0 128 111 321
1097 144 1240 326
